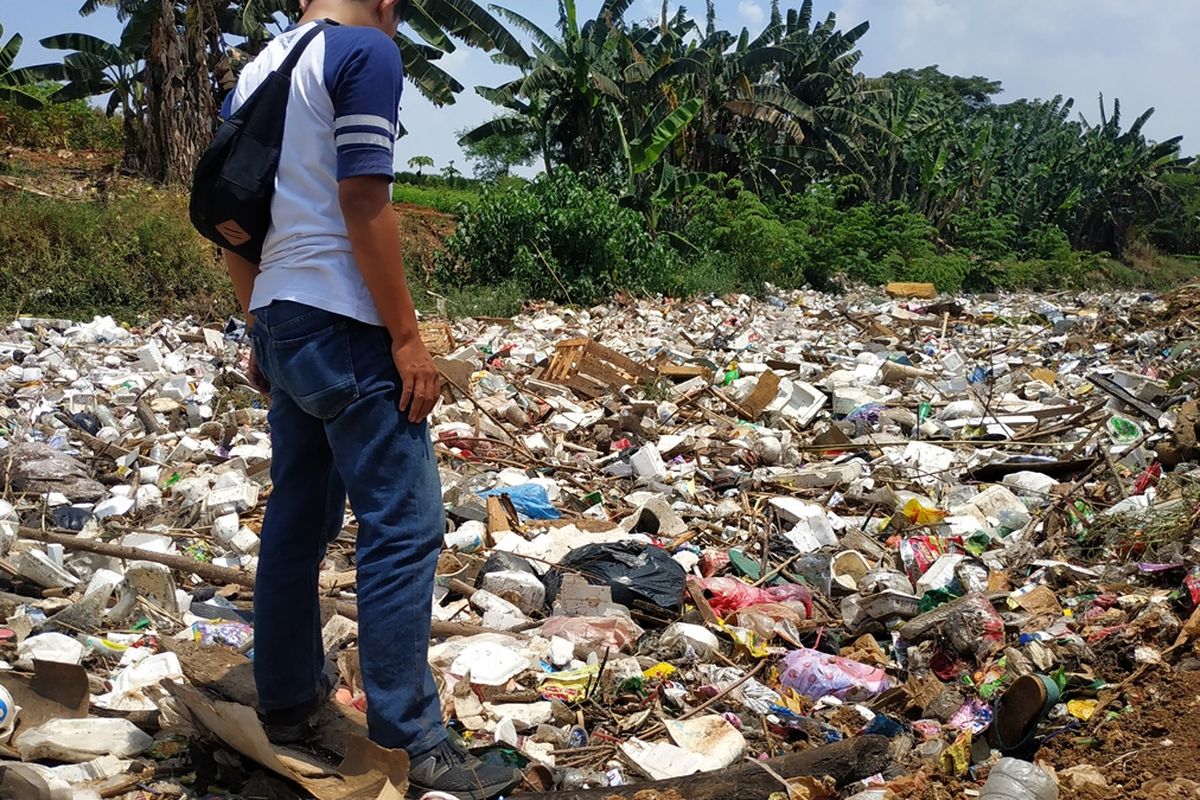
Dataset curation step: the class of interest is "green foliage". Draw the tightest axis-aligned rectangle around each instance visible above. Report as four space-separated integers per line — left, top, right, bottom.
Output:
0 190 231 322
457 122 537 181
391 182 479 213
0 23 46 109
440 172 677 304
412 277 526 319
946 205 1017 261
0 85 121 150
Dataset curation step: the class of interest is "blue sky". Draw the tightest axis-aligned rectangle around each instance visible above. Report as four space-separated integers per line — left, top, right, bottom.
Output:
8 1 1199 176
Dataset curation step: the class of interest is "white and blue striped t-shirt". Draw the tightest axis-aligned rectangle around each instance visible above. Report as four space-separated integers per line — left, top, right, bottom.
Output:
223 20 403 326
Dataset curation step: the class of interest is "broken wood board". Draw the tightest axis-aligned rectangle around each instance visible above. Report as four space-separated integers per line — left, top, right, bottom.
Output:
418 321 454 357
540 338 656 398
739 370 781 420
163 638 369 763
0 660 90 759
656 363 714 382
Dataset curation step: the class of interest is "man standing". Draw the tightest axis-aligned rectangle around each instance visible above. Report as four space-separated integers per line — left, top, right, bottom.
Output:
217 1 521 797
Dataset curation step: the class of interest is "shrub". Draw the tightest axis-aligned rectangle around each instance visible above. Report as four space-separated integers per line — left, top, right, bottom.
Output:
946 205 1018 261
0 98 122 152
439 171 676 304
667 181 813 290
775 185 936 285
0 189 231 322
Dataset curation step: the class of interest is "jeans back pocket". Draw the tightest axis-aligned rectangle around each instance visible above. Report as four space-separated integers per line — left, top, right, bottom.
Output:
267 310 359 419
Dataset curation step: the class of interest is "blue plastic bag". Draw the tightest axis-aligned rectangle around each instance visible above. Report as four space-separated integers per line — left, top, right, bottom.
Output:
479 483 561 520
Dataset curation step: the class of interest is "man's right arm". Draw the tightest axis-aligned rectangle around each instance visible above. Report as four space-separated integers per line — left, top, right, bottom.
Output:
340 175 440 423
326 29 439 421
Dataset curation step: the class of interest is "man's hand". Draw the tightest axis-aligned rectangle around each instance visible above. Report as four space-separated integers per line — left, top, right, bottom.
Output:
247 348 271 395
393 338 440 422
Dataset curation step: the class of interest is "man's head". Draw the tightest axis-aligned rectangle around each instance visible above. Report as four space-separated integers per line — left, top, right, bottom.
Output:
299 0 410 37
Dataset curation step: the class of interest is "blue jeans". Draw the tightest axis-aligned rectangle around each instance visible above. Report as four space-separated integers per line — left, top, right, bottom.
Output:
248 300 446 754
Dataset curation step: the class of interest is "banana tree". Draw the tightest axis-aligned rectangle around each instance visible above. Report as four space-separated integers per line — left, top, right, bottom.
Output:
22 32 146 168
0 25 46 109
466 0 639 176
75 0 528 182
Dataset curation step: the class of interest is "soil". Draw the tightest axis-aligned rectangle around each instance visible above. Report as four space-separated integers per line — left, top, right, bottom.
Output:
1039 668 1200 799
393 200 455 279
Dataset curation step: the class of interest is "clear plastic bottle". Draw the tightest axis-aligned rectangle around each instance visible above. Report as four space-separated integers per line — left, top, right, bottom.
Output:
979 758 1059 800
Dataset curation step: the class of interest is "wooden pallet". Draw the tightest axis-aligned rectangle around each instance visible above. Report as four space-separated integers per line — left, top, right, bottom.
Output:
540 337 656 398
419 321 455 357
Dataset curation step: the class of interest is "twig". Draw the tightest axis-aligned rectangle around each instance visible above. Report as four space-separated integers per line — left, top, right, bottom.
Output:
639 660 768 740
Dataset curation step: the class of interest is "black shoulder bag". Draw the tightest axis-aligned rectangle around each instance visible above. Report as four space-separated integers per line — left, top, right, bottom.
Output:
190 21 327 262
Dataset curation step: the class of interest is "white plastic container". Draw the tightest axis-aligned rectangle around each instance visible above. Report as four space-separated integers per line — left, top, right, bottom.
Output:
980 758 1059 800
0 684 18 743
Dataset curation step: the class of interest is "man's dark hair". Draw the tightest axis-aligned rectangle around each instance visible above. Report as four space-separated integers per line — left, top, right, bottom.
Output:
395 0 410 23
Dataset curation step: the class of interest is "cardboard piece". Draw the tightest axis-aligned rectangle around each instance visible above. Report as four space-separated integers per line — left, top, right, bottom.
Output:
886 282 937 299
165 681 407 800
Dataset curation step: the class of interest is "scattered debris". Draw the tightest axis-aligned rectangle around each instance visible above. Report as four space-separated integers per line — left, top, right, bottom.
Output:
1 284 1199 798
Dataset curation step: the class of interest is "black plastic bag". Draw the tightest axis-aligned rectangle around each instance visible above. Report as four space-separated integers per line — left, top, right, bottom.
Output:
475 551 539 589
545 541 686 611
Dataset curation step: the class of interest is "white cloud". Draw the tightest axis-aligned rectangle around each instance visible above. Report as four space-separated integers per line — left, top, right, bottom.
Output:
738 1 765 26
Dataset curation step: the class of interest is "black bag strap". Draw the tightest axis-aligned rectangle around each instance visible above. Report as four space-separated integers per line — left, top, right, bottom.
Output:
276 20 330 78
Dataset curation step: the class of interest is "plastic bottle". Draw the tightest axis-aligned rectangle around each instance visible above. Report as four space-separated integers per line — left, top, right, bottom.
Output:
979 758 1059 800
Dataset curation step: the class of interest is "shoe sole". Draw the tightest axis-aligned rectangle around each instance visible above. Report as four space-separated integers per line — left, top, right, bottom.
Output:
407 771 522 800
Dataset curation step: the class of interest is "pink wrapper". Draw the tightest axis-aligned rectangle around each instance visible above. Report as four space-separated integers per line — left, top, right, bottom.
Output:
779 647 893 701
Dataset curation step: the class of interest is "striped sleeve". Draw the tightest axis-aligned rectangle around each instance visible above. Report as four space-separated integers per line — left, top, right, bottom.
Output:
323 28 404 180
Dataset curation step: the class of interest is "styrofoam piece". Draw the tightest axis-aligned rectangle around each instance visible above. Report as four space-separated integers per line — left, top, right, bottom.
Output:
212 513 240 543
620 738 707 780
93 495 135 519
134 341 164 372
123 560 181 615
621 495 688 537
664 715 747 773
92 652 184 712
767 498 838 553
965 486 1031 530
1002 470 1060 500
915 554 968 595
901 442 957 485
445 520 485 553
16 549 80 590
229 527 260 554
831 550 871 592
831 384 890 416
469 589 527 631
661 622 720 660
630 443 667 480
450 639 531 686
769 379 828 427
205 481 260 516
789 461 865 489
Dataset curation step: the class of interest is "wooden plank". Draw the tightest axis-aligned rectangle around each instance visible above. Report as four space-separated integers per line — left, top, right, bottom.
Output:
578 351 632 389
739 370 781 420
586 340 656 382
658 364 713 382
886 282 937 299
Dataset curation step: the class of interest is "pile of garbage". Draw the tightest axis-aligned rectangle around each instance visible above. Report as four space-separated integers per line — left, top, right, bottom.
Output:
1 281 1199 799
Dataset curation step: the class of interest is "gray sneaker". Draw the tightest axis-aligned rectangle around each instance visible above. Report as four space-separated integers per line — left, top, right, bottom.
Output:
407 737 522 800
